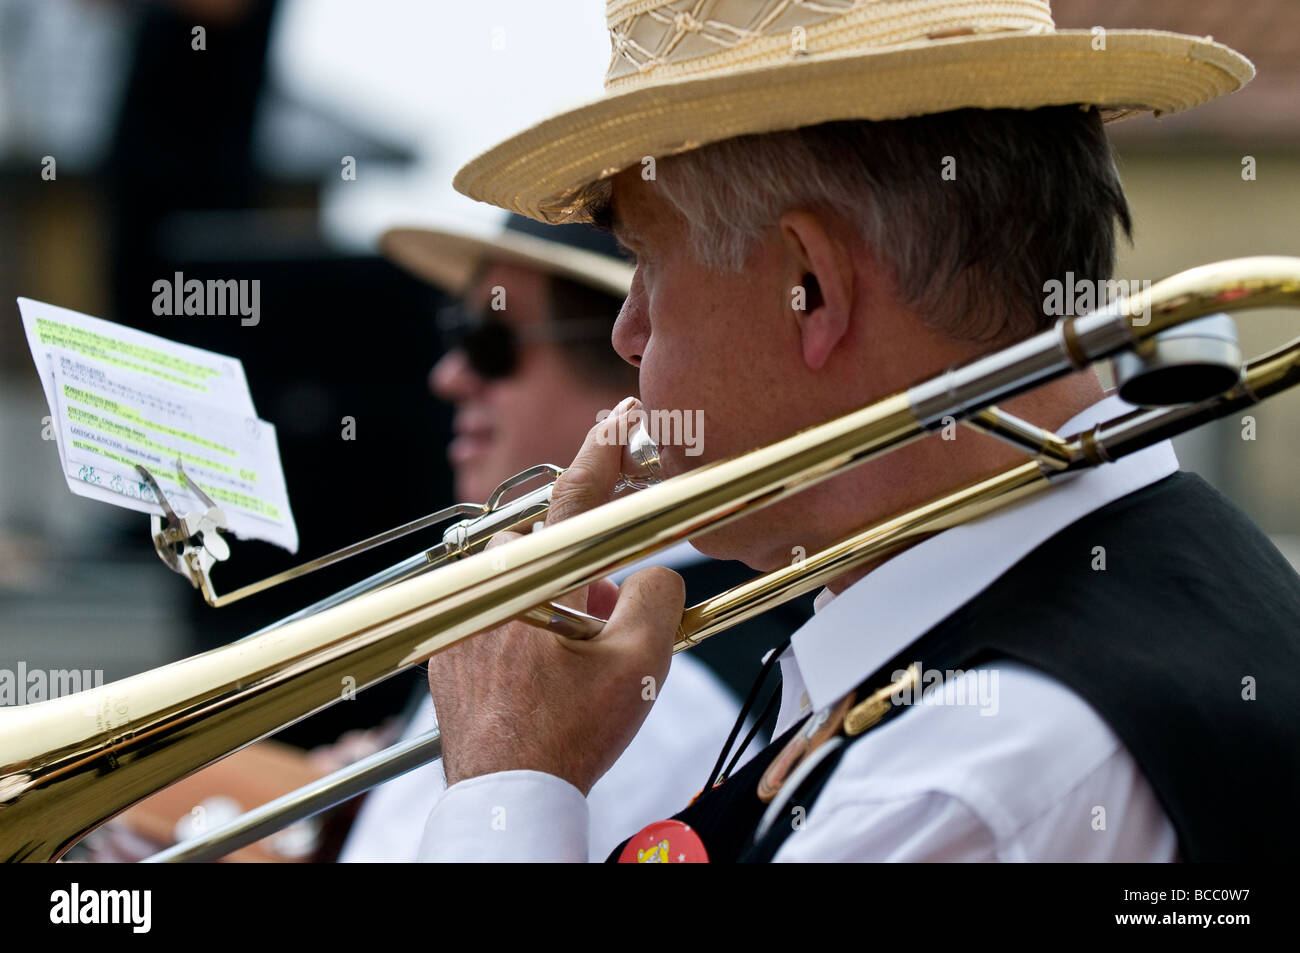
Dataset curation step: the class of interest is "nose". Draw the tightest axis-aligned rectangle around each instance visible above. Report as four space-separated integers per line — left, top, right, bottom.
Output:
429 347 484 401
612 270 649 368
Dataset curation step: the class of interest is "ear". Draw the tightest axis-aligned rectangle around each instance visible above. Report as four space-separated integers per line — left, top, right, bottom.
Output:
779 209 854 371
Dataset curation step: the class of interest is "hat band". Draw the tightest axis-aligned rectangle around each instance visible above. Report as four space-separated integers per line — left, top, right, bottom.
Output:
606 0 1055 90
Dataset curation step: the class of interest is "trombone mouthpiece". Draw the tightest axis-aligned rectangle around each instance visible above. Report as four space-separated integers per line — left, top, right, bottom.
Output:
617 421 663 491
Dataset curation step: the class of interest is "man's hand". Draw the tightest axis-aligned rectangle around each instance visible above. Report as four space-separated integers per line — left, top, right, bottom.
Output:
426 399 684 796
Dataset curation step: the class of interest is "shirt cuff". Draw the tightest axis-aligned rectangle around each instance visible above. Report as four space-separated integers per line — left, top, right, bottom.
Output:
416 770 589 862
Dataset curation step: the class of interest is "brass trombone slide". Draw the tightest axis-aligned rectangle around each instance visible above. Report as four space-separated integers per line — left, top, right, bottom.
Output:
2 256 1298 863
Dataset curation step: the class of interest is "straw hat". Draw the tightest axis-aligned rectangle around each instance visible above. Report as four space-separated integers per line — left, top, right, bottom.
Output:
381 213 634 298
454 0 1254 224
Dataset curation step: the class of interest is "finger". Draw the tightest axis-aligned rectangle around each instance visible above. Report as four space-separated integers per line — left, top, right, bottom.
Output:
586 576 619 620
598 566 684 683
546 395 642 526
482 529 521 551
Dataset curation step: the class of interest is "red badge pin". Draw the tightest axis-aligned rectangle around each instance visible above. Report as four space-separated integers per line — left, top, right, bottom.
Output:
617 820 708 863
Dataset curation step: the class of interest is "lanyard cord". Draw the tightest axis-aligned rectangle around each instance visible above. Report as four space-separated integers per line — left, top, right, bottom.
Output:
703 637 790 791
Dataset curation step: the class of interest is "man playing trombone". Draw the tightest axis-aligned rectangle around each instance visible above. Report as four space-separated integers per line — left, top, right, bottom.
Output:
418 0 1300 861
340 212 809 860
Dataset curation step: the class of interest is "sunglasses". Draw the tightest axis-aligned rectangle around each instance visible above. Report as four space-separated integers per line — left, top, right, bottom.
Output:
436 303 614 380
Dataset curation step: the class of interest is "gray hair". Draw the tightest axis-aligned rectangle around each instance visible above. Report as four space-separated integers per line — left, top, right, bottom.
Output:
639 107 1132 343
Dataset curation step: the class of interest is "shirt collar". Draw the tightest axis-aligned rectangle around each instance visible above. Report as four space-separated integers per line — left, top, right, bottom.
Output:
775 393 1180 734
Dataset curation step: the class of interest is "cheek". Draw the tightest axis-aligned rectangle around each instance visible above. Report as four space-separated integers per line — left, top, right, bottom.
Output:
492 377 551 437
637 306 697 419
636 293 736 469
494 359 603 457
640 268 716 392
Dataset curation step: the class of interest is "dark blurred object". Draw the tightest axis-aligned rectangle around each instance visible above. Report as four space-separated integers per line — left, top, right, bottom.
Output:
679 559 815 703
105 0 278 325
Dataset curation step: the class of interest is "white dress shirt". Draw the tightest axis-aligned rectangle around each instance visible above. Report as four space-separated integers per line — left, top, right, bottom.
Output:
339 542 744 862
416 394 1183 862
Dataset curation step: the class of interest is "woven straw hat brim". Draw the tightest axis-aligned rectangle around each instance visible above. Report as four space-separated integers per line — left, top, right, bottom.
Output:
454 29 1254 223
381 226 634 297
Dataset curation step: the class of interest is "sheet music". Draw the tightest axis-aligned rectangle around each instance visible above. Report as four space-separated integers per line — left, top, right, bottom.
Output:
18 297 299 553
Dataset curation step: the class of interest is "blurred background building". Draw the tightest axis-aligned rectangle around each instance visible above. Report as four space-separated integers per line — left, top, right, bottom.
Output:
0 0 1296 745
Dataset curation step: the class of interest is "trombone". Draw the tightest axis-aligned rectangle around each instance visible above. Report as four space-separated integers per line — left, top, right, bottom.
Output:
2 256 1298 863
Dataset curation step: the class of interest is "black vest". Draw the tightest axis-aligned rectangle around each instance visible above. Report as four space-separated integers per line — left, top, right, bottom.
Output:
611 472 1300 862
